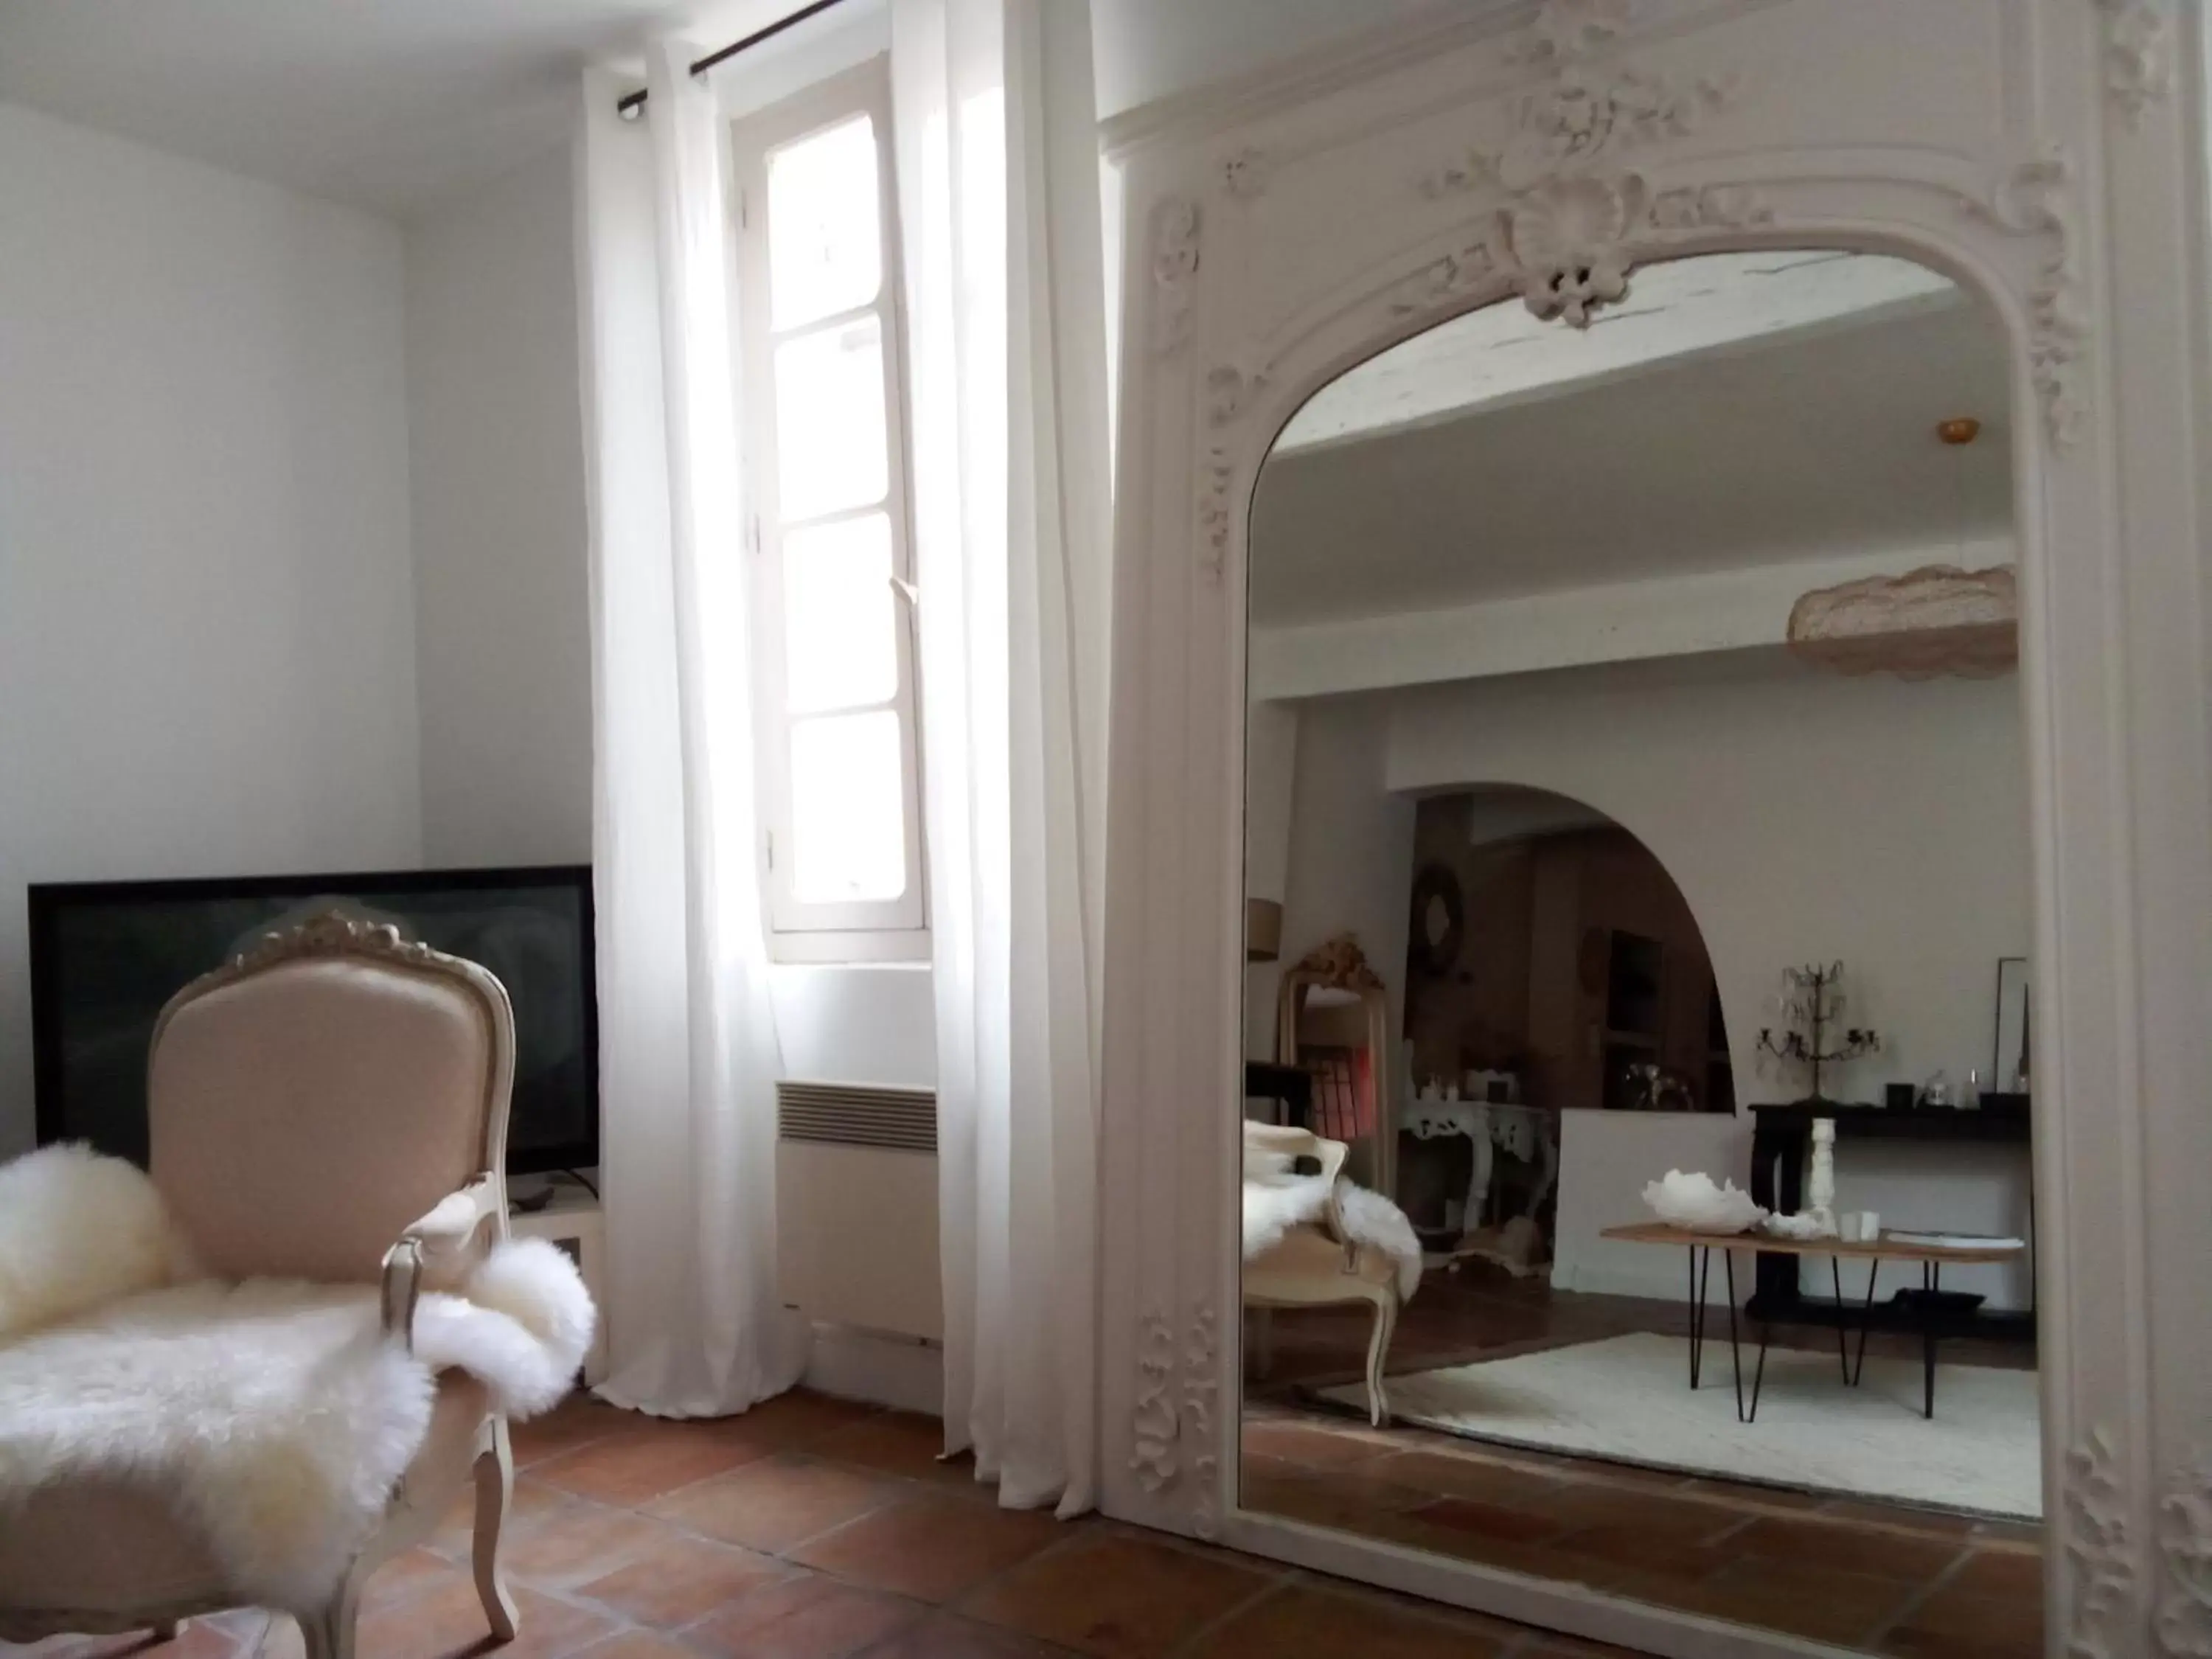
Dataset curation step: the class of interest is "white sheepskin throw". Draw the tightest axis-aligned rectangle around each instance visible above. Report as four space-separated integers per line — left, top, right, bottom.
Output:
1242 1135 1424 1301
0 1147 594 1613
0 1142 198 1336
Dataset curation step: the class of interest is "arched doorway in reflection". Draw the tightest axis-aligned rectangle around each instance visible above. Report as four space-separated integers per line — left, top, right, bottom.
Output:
1399 784 1733 1281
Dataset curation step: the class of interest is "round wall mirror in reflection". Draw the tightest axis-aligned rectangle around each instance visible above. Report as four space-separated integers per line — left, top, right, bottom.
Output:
1239 250 2041 1655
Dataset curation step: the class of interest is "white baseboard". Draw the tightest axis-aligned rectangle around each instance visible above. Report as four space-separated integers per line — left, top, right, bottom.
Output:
804 1323 944 1416
1549 1257 1688 1304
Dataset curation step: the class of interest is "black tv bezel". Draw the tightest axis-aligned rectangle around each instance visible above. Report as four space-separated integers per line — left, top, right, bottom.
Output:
28 863 600 1177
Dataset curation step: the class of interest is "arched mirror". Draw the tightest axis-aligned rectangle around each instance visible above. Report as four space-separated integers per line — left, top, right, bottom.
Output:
1239 251 2041 1656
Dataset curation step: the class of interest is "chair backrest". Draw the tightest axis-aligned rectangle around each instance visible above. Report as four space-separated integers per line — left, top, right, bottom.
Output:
147 911 515 1282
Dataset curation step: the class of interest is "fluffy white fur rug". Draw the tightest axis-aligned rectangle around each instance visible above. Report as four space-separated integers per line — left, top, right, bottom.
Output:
0 1144 593 1612
1242 1135 1422 1301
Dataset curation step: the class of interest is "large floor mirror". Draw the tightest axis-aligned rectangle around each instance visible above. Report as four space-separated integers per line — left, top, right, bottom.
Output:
1237 251 2043 1655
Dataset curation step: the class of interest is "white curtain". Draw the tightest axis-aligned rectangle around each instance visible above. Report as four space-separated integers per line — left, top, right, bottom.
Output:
892 0 1113 1514
574 43 807 1417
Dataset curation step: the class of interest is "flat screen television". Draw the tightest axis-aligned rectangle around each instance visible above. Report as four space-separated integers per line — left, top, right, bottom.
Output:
29 866 599 1176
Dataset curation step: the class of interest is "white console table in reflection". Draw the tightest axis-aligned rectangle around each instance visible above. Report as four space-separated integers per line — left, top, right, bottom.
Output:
1402 1099 1559 1272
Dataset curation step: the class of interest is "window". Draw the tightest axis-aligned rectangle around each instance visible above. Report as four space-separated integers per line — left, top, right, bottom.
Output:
731 60 926 961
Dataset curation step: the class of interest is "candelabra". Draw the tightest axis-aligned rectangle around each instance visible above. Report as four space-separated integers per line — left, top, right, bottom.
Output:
1756 961 1879 1107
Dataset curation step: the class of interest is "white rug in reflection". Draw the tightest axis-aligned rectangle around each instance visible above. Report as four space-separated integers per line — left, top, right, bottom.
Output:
1320 1331 2042 1520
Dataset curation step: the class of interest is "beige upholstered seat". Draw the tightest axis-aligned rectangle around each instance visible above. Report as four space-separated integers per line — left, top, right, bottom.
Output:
0 912 524 1659
1244 1121 1405 1427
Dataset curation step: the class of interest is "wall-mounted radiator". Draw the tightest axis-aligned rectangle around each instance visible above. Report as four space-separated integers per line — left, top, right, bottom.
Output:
775 1081 942 1341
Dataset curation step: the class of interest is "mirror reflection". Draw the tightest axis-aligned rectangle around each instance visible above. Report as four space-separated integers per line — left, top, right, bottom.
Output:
1239 251 2042 1655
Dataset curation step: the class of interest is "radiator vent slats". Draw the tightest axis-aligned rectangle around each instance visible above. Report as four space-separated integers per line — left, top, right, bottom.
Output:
776 1082 937 1153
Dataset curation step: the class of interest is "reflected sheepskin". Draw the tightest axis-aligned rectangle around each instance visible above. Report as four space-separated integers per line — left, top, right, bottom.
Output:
0 1144 593 1612
1242 1135 1423 1301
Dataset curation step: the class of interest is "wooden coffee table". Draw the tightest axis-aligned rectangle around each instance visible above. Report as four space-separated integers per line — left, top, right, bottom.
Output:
1599 1222 2028 1422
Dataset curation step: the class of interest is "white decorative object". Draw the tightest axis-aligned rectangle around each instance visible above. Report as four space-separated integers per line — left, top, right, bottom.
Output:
1641 1169 1767 1234
1806 1117 1837 1225
1787 564 2019 680
1764 1211 1834 1242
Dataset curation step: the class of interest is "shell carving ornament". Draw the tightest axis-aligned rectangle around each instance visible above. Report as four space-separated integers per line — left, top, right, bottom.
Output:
1406 23 1747 331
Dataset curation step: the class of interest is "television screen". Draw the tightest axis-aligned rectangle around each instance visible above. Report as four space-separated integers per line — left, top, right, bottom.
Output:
29 866 598 1175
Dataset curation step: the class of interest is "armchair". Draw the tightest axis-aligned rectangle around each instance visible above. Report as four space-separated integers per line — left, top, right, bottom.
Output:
0 911 526 1659
1242 1121 1405 1427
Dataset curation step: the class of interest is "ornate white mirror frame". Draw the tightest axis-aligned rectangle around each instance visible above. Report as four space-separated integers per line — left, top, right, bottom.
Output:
1093 4 2212 1656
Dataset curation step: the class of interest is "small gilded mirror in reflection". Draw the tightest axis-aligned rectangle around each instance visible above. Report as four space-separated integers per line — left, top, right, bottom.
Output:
1238 251 2042 1655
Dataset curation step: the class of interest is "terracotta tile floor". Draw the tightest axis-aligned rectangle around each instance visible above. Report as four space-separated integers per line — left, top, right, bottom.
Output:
7 1391 1641 1659
1240 1265 2047 1658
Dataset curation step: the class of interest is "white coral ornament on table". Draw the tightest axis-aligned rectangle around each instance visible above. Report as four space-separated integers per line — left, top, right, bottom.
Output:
1641 1169 1767 1234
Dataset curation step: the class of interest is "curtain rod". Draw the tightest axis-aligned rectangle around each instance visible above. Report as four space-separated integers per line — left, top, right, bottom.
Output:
616 0 855 118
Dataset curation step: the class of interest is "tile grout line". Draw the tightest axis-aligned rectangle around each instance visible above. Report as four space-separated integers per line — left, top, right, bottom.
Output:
1155 1559 1301 1659
1856 1541 1979 1654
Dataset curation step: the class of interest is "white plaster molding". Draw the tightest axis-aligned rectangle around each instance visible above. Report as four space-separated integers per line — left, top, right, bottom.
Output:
1124 1303 1223 1536
1197 445 1234 586
2096 0 2173 131
1248 540 2014 703
1217 147 1271 202
2158 1461 2212 1657
1505 0 1639 72
2065 1428 2141 1659
1149 197 1201 355
1130 1309 1179 1491
1183 1306 1221 1540
1205 359 1272 428
1961 148 2087 448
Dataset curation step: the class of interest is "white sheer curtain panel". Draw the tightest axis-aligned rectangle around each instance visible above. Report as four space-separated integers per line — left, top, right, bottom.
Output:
892 0 1113 1515
574 42 807 1417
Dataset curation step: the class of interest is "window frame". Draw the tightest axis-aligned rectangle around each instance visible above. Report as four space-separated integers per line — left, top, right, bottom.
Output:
730 58 929 964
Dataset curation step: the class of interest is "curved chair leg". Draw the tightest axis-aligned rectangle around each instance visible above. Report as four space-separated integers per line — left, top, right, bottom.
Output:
1363 1293 1399 1427
474 1416 521 1644
299 1574 361 1659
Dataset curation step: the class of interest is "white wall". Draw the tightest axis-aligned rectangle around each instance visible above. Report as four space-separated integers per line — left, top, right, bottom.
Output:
405 150 593 867
0 100 421 1154
1251 698 1416 1069
1383 652 2035 1307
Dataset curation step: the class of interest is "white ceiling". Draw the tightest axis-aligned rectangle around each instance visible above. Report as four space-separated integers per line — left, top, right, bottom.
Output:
0 0 776 215
1276 251 1957 452
0 0 1441 215
1251 272 2014 627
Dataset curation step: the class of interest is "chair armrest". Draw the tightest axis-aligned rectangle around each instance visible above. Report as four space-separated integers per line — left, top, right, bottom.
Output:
1244 1121 1357 1268
380 1175 501 1349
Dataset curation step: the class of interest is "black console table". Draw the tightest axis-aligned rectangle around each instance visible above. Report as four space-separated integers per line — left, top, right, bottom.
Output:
1745 1102 2036 1344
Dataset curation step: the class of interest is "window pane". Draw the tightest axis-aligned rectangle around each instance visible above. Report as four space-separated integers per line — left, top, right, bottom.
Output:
785 513 897 714
789 711 907 903
775 316 888 521
768 115 882 330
